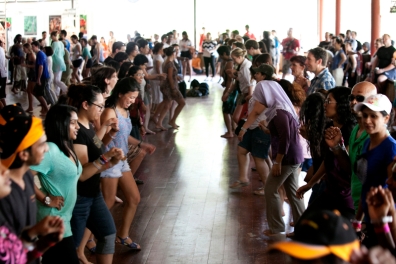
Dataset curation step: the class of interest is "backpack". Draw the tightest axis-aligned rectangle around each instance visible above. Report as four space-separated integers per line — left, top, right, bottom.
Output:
187 88 202 97
199 83 209 96
190 79 200 89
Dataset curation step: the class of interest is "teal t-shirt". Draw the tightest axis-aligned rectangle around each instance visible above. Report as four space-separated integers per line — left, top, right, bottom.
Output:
82 47 92 59
349 125 369 213
30 142 82 237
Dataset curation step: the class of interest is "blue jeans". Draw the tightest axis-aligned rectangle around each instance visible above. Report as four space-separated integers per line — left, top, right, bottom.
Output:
71 192 116 254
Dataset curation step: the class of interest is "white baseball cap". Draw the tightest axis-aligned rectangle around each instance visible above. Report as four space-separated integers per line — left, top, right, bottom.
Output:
354 94 392 114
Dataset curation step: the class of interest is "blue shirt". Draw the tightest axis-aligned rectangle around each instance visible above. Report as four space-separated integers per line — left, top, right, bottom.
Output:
307 68 335 95
331 49 346 71
65 39 71 52
357 136 396 220
35 50 49 80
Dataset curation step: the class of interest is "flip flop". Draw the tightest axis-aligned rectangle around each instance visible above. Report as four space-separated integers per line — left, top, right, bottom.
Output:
253 188 265 196
229 180 250 189
85 239 96 253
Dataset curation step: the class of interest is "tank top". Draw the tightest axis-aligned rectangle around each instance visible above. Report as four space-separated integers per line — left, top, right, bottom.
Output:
71 43 82 61
106 108 132 155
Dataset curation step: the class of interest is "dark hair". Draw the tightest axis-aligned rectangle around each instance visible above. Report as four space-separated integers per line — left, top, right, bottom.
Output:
50 31 57 37
227 39 237 47
334 38 343 45
152 42 164 54
300 93 326 158
276 79 306 107
104 59 120 72
71 35 78 40
232 30 239 35
233 41 245 49
60 30 67 37
42 31 47 35
217 45 231 56
242 36 250 43
31 41 40 47
290 55 306 67
360 106 393 127
112 41 125 54
80 38 87 45
137 39 148 50
133 54 149 66
78 32 84 39
45 104 79 166
339 33 345 39
44 46 53 56
105 78 140 108
128 65 142 76
258 41 268 53
163 46 175 57
114 52 128 63
66 84 102 110
91 66 116 93
182 31 189 40
245 40 259 50
253 53 272 67
161 34 168 42
327 87 356 126
308 47 328 66
125 42 137 55
118 61 133 79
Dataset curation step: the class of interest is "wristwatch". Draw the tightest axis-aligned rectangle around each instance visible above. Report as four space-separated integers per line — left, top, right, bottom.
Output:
241 127 247 133
44 196 51 206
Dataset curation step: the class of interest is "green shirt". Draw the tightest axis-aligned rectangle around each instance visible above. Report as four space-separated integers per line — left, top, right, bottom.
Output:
30 142 82 237
349 124 369 213
82 47 92 59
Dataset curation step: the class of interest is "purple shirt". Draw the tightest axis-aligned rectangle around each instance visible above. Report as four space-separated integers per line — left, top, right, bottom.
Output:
268 109 303 165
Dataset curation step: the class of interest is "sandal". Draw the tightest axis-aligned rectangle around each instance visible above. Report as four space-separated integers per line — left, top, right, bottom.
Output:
229 180 250 189
253 188 265 196
85 239 96 253
115 236 141 251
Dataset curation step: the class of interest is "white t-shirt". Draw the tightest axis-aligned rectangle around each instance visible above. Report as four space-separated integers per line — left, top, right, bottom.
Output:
179 39 191 52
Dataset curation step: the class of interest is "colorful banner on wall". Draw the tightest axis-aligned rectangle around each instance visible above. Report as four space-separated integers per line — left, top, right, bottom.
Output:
5 18 11 31
80 15 87 34
0 19 5 45
24 16 37 35
49 15 62 35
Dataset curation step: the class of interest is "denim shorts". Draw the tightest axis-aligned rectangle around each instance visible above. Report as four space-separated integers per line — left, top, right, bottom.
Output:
70 192 116 254
238 127 271 159
100 159 130 178
300 158 313 172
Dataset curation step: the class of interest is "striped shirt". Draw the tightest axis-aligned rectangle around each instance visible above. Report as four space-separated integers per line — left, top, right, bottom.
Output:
202 40 217 57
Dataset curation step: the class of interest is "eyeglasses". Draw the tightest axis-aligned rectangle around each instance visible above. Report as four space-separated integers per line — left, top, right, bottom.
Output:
91 102 104 111
135 73 145 77
324 98 337 105
348 94 365 102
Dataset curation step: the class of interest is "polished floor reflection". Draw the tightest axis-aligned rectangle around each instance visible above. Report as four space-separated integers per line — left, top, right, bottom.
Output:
6 78 310 263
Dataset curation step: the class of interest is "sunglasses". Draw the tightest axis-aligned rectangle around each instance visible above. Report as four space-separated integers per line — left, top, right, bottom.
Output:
348 94 365 102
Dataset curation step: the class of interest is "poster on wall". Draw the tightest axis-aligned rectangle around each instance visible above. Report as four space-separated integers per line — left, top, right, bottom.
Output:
79 15 87 35
49 16 62 35
24 16 37 35
5 18 11 31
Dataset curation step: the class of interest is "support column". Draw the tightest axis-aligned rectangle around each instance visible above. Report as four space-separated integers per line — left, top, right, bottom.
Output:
371 0 380 55
318 0 324 41
335 0 341 36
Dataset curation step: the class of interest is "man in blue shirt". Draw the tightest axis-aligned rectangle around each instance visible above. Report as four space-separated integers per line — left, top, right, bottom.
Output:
60 30 70 52
305 47 336 95
32 41 50 116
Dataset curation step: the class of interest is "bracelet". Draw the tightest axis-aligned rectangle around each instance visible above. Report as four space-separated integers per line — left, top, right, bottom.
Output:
374 223 391 234
92 160 101 170
98 156 106 165
371 216 393 225
240 127 247 133
101 154 109 162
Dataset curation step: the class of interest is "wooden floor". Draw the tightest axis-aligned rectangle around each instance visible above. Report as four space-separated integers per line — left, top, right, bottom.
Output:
7 77 310 264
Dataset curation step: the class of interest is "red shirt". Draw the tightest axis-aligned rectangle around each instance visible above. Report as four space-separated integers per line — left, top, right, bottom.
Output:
281 37 300 60
245 31 256 40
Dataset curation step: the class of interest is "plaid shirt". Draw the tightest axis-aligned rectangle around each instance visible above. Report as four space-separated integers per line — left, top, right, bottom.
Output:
307 68 335 95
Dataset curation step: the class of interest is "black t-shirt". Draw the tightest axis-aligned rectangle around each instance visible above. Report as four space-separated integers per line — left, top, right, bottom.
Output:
319 41 331 49
0 171 37 236
73 123 105 197
376 46 396 69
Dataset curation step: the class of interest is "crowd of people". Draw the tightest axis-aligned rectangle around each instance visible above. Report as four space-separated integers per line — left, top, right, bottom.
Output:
0 24 396 264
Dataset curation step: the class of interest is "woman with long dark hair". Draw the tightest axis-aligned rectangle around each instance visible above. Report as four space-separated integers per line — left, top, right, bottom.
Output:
30 104 81 263
297 87 357 219
66 84 124 264
100 78 155 251
299 92 327 204
91 66 118 99
21 43 36 113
